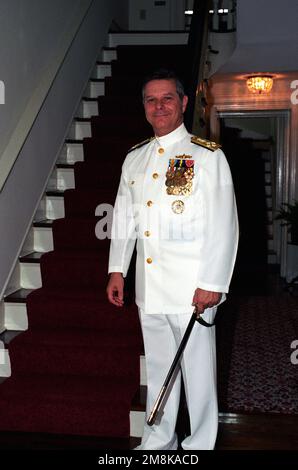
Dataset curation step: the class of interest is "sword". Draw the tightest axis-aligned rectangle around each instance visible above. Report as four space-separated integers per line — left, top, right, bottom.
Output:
147 308 214 426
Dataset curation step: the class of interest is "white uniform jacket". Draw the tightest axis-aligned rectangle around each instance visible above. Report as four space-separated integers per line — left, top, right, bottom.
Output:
108 124 239 314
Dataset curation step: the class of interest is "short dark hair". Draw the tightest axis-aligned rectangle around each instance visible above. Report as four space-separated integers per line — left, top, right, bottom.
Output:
142 69 186 102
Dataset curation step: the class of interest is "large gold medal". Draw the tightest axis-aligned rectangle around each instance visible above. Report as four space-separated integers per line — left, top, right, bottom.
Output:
171 200 185 214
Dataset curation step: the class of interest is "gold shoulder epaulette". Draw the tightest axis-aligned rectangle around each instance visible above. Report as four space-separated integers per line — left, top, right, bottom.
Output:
127 137 155 153
191 136 221 152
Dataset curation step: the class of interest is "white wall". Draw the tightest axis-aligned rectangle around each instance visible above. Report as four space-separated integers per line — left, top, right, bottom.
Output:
129 0 185 31
0 0 89 166
219 0 298 73
0 0 128 298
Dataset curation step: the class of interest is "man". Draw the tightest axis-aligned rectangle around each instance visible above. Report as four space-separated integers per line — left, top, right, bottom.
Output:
107 69 238 450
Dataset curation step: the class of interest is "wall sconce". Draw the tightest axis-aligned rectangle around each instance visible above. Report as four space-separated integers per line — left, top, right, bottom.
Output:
246 75 274 94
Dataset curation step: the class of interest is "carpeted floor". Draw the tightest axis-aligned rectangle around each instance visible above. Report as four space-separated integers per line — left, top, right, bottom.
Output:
217 294 298 414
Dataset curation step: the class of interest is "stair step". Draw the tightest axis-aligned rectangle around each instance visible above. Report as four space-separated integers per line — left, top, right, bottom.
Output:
94 62 112 79
77 98 99 119
0 344 11 378
19 252 44 263
55 166 75 190
4 289 34 303
19 252 43 289
0 375 136 437
129 385 146 438
10 329 140 378
140 354 146 386
32 220 53 252
84 79 105 99
68 119 91 140
4 289 32 331
102 47 117 62
60 141 84 164
45 190 65 219
56 163 75 169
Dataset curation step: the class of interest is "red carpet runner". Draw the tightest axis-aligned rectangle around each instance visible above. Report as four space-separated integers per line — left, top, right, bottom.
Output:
0 44 188 437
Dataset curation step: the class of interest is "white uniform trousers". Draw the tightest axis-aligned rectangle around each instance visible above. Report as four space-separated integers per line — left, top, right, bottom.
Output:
136 308 218 450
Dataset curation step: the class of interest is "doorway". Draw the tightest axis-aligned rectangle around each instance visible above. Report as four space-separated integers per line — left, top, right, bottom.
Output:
218 111 290 294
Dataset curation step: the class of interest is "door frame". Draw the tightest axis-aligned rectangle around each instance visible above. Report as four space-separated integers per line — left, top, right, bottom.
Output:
213 109 291 276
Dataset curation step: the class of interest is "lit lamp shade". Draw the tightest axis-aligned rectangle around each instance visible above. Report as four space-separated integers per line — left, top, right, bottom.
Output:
246 75 273 94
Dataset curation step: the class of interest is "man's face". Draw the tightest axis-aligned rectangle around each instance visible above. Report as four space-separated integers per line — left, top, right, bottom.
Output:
143 79 188 137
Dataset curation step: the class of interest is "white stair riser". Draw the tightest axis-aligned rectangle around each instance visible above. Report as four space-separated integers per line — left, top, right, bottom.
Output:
68 121 91 140
46 196 65 220
85 81 105 98
0 346 11 378
4 303 28 331
20 263 42 289
265 186 272 196
60 143 84 164
265 162 271 172
34 227 54 252
102 49 117 61
266 196 272 208
93 63 111 79
82 100 98 119
0 302 5 334
57 168 75 191
130 410 145 438
268 239 274 251
140 354 147 386
267 210 273 222
76 100 98 119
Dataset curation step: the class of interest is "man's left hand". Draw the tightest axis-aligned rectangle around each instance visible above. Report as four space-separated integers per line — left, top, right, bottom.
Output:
192 288 222 314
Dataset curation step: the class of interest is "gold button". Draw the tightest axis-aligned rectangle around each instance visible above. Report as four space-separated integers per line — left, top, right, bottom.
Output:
144 231 151 237
152 173 159 179
146 257 152 264
158 148 164 154
147 200 153 207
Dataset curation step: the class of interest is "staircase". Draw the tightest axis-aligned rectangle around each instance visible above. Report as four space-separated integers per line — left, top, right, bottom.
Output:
0 32 189 445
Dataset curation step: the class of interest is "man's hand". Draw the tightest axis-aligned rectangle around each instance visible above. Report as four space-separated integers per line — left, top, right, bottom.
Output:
107 272 124 307
192 288 222 314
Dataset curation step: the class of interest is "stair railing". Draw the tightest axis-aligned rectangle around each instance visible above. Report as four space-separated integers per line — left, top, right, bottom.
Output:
184 0 210 133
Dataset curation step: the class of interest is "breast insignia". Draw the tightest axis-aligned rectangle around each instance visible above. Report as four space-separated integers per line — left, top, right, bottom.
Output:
127 137 155 153
191 136 221 152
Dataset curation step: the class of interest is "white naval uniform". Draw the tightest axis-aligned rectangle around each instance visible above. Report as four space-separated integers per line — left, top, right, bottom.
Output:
108 123 238 449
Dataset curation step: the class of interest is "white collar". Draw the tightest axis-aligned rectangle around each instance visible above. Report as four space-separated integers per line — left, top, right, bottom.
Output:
155 123 189 148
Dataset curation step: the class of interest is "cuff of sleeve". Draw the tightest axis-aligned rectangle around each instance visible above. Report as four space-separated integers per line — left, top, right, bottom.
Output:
108 266 126 277
196 280 229 294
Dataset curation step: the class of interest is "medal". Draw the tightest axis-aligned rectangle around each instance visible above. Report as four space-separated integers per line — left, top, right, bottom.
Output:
165 158 195 196
172 200 185 214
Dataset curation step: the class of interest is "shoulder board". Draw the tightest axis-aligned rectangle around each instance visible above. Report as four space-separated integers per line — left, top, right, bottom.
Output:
191 136 221 152
127 137 155 153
